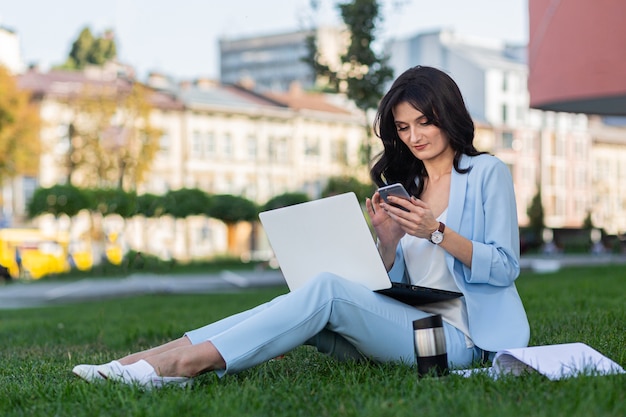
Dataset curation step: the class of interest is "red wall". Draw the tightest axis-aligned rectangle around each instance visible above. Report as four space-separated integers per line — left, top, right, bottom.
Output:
528 0 626 115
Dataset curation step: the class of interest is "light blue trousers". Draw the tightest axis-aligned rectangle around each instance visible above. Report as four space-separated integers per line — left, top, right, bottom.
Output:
185 272 482 376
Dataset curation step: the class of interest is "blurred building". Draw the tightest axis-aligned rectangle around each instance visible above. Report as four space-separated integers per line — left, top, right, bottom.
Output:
528 0 626 115
526 0 626 237
217 25 626 236
588 117 626 232
8 18 626 260
18 67 367 204
15 65 368 259
0 25 24 73
387 29 598 231
219 26 347 92
147 73 366 203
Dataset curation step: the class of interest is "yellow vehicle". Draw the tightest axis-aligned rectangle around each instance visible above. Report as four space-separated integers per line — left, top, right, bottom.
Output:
0 228 72 280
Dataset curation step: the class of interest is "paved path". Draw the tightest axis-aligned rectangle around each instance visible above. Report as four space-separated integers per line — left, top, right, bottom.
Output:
1 254 625 310
0 269 286 310
519 253 626 271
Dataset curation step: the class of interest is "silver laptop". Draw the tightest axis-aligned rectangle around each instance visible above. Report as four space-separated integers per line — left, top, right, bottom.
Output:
258 192 462 305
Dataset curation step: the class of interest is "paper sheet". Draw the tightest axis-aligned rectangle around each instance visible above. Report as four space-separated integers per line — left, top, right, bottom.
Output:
452 342 625 380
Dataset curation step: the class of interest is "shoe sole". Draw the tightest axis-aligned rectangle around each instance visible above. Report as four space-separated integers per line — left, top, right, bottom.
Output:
98 370 193 389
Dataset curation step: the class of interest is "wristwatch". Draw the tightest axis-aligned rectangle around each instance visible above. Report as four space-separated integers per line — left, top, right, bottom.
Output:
430 222 445 245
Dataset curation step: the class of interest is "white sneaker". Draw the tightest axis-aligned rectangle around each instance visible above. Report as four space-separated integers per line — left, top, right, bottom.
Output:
99 359 193 390
72 361 124 383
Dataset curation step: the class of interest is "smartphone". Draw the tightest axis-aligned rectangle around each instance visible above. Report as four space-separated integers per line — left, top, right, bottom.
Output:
378 183 411 211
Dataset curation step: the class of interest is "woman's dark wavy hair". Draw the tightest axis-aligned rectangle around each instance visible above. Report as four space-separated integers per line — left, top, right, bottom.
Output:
370 65 485 198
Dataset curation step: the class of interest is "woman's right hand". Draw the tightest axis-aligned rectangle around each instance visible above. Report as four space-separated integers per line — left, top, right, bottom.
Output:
366 192 405 249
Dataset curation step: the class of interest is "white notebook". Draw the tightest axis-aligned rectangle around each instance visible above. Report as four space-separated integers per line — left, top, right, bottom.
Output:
454 342 625 380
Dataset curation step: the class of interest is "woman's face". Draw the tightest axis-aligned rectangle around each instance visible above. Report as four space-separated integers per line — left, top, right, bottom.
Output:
392 101 452 163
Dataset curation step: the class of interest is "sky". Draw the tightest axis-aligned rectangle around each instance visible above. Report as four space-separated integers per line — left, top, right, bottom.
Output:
0 0 528 80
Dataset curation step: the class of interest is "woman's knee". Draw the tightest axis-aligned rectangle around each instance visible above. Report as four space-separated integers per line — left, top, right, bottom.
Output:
305 272 355 294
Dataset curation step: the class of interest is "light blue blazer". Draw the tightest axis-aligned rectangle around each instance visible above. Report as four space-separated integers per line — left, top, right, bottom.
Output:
389 153 530 352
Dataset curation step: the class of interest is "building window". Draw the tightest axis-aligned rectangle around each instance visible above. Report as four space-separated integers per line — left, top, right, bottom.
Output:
556 135 566 157
268 137 277 162
159 131 170 152
548 133 557 156
501 104 508 124
530 132 539 153
223 133 233 158
501 131 514 149
331 139 347 164
556 194 565 216
502 73 508 91
276 137 288 163
556 166 566 187
575 167 586 187
269 137 288 163
192 130 202 156
304 137 320 157
523 164 534 184
573 136 585 157
247 135 257 160
206 132 216 156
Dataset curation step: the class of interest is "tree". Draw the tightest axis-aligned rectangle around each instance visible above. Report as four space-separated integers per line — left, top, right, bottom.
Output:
261 192 310 211
322 175 375 202
305 0 394 164
135 193 166 218
105 83 163 190
163 188 212 218
62 27 117 69
61 84 116 186
582 210 594 229
526 186 545 244
0 65 42 211
26 184 90 219
87 188 137 218
209 194 259 254
209 194 258 224
61 81 161 190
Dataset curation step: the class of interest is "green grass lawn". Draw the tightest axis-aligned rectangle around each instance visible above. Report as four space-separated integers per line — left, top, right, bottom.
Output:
1 265 624 417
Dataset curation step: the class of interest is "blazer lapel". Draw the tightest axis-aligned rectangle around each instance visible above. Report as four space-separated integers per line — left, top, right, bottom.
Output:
445 154 470 274
447 154 470 234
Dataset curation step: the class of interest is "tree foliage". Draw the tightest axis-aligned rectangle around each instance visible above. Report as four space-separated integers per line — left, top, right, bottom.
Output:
135 193 166 218
527 186 545 240
582 210 594 229
62 84 116 186
335 0 394 111
107 83 163 189
61 81 161 189
26 184 90 218
86 188 137 217
209 194 258 224
322 176 375 202
261 192 310 211
305 0 394 163
0 65 41 182
163 188 212 218
63 27 117 69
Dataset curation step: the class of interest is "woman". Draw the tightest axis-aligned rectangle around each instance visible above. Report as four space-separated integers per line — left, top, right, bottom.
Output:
73 66 529 389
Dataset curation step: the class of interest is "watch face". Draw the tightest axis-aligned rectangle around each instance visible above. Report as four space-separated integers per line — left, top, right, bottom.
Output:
431 231 444 244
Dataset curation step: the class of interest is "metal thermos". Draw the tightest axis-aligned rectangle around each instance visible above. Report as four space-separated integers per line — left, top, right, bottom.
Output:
413 314 449 377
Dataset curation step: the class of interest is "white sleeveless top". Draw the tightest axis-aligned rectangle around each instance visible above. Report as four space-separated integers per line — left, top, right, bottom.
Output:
400 208 473 348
